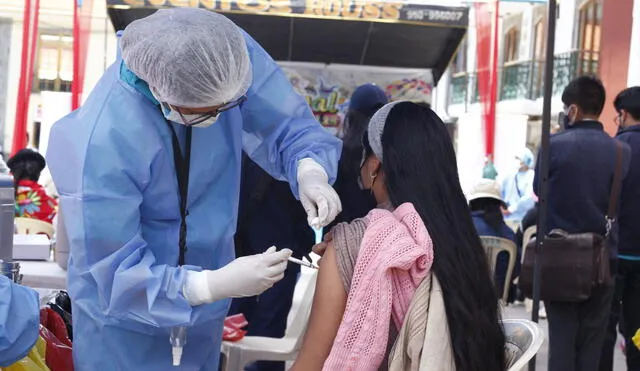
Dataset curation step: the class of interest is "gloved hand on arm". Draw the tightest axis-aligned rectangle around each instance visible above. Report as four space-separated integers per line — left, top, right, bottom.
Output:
183 246 292 306
297 158 342 229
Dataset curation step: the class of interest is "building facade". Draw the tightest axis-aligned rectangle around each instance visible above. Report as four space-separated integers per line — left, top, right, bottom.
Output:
0 0 117 155
434 0 639 192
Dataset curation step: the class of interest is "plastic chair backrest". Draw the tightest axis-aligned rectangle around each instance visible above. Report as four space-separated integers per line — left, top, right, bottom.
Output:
480 236 517 303
502 319 545 371
286 270 318 349
505 221 519 233
521 226 537 263
15 217 54 239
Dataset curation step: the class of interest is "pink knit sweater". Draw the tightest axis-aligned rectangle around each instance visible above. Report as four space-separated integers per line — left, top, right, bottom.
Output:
323 203 434 370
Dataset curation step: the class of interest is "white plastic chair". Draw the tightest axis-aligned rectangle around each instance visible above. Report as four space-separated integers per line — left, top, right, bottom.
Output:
480 236 518 303
506 220 520 233
220 270 318 370
15 217 54 239
502 319 545 371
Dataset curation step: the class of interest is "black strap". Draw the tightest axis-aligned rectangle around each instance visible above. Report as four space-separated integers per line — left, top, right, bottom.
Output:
514 173 524 198
165 120 192 266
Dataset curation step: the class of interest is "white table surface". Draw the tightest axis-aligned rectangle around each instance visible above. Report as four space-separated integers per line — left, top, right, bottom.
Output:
18 260 67 289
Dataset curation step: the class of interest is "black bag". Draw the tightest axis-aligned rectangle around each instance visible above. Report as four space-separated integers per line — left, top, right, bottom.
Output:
519 142 624 302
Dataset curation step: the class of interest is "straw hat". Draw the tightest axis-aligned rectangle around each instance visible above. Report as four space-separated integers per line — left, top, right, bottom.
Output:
468 179 505 204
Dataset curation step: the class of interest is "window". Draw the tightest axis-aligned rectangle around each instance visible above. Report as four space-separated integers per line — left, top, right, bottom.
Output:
504 27 520 63
451 38 467 75
532 18 546 97
577 0 601 74
34 33 73 93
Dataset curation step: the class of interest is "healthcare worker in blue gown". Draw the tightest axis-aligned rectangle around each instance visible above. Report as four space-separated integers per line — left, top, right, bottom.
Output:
0 275 40 367
46 8 342 371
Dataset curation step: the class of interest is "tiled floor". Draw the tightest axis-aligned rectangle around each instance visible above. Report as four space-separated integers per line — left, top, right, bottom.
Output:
288 265 628 370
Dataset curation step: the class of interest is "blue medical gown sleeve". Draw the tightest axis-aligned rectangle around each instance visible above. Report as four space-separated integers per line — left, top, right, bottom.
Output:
48 122 193 329
0 276 39 367
239 33 342 197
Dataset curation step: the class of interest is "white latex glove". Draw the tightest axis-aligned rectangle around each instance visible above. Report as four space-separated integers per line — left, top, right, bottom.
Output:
297 158 342 229
183 246 292 306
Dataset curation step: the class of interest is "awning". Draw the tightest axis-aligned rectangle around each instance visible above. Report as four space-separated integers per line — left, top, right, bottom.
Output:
106 1 468 84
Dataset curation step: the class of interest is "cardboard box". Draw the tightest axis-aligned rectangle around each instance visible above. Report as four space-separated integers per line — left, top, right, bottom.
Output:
13 234 51 260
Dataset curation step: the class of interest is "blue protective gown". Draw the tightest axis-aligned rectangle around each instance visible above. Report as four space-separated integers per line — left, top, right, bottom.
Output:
46 32 341 371
0 276 40 367
501 169 535 223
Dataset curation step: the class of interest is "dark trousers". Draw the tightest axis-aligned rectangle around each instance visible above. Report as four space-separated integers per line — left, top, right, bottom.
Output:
546 269 616 371
227 262 301 371
600 259 640 371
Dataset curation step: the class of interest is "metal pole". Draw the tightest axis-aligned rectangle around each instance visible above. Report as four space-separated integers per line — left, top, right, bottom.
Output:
529 0 556 370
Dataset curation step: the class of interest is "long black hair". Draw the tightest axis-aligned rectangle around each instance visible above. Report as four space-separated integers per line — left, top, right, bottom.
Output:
340 104 384 177
469 198 506 235
379 102 505 370
7 149 45 194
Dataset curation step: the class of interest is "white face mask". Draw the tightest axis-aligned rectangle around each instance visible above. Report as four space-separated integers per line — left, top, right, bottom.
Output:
514 159 523 170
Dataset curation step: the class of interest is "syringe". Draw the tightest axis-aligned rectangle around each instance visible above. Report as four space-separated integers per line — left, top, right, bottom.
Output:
170 326 187 366
313 227 323 245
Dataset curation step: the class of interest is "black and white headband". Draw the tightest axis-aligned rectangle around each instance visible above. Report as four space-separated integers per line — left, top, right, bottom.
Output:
367 101 407 162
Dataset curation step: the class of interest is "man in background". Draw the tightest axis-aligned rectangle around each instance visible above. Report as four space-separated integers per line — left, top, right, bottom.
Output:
535 76 630 371
600 86 640 371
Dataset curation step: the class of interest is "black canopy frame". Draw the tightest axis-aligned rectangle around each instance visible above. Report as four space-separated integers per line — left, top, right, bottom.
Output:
106 1 469 84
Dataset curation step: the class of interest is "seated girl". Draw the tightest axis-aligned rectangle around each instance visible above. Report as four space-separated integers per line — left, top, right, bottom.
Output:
468 179 520 302
291 102 505 371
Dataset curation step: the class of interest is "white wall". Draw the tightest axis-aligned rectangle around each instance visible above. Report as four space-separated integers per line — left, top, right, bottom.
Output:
82 0 117 101
628 0 640 86
456 113 485 195
519 5 534 61
456 112 529 196
0 0 116 152
555 0 578 53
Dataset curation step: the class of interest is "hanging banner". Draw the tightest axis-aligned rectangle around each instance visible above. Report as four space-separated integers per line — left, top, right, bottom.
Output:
280 62 433 135
107 0 468 27
12 0 39 155
474 1 498 157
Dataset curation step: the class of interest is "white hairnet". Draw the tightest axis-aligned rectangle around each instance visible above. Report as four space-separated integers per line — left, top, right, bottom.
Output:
121 8 252 108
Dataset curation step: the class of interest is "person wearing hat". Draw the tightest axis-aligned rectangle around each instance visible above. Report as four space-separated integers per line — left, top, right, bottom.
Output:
469 179 519 300
7 149 57 224
332 84 389 224
501 147 536 225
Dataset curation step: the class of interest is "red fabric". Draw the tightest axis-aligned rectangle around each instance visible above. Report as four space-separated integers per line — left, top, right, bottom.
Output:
12 0 34 155
475 1 499 157
39 309 73 371
15 179 58 224
223 314 248 342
